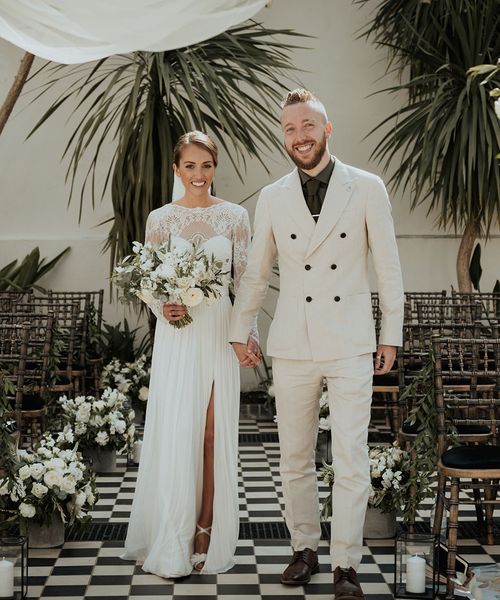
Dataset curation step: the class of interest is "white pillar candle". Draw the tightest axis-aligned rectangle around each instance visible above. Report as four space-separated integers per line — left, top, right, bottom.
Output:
133 439 143 463
406 554 426 594
0 557 14 598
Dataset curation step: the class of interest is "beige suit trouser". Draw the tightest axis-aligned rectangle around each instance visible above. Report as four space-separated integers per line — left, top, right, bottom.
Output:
272 353 373 570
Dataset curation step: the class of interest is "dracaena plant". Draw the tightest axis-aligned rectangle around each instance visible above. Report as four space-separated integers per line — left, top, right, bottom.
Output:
27 22 306 273
356 0 500 292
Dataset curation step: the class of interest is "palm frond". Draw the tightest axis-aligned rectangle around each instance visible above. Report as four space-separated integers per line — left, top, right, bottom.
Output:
27 22 308 269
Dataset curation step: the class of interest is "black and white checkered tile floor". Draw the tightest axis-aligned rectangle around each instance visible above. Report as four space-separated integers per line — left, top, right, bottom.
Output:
25 414 500 599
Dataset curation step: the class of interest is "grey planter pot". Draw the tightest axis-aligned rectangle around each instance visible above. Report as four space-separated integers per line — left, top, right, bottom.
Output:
86 448 117 473
363 506 397 539
315 433 332 465
25 512 65 548
133 405 146 425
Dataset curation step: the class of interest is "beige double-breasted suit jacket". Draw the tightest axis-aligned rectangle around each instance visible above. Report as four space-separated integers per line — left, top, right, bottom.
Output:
229 157 404 359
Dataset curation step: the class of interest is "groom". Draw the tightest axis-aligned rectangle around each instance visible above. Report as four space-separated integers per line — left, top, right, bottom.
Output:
230 88 404 598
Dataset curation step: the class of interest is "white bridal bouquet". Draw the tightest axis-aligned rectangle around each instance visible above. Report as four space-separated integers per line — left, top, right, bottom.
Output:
0 428 98 527
112 238 229 328
59 388 136 455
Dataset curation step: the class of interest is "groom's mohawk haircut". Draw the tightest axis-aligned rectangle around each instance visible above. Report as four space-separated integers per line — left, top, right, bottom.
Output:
280 88 328 121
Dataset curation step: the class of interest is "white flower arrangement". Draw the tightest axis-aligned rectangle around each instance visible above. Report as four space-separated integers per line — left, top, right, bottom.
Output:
0 428 98 527
112 237 229 328
101 354 151 410
320 442 411 517
59 388 136 455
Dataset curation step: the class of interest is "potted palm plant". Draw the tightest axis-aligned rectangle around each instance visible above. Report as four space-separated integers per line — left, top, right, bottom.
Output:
27 22 305 336
356 0 500 292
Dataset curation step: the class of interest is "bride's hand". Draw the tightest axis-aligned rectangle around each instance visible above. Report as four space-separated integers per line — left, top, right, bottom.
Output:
163 303 188 322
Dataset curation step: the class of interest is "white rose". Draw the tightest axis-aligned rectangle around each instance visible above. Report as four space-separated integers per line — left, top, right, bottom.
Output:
18 465 32 480
31 483 48 498
115 420 126 434
19 502 36 518
117 382 130 394
138 386 149 402
93 400 105 411
60 477 76 495
95 431 109 446
29 463 46 480
181 288 204 307
154 262 176 279
44 470 62 489
319 417 331 431
87 492 96 506
495 98 500 120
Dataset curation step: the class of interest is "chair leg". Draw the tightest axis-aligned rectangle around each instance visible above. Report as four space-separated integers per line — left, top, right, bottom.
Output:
484 481 495 545
390 391 399 434
446 477 460 600
407 447 418 533
473 485 485 528
432 472 447 537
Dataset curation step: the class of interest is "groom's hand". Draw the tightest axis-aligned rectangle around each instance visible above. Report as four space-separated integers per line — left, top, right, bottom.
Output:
231 340 261 368
374 344 397 375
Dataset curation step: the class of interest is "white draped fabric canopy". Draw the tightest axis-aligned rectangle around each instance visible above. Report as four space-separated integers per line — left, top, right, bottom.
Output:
0 0 267 64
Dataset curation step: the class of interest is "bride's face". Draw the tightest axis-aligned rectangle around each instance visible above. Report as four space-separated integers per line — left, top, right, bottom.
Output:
173 144 215 195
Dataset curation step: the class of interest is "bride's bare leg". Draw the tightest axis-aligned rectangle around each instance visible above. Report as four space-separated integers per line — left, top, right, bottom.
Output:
194 384 215 570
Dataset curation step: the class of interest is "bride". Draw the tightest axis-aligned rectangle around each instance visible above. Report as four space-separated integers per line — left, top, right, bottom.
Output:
122 131 260 577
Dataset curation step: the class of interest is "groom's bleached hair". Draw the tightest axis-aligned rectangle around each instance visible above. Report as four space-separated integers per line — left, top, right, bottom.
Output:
280 88 328 122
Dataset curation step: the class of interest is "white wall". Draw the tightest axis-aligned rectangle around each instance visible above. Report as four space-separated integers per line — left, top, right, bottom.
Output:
1 0 499 388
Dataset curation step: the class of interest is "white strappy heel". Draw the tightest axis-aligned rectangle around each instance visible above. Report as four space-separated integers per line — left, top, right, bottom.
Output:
190 524 212 571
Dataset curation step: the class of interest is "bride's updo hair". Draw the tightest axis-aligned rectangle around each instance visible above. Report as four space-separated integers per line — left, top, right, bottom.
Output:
173 131 218 167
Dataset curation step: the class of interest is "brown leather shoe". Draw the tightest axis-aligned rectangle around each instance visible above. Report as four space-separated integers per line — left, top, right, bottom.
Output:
281 548 320 585
333 567 365 600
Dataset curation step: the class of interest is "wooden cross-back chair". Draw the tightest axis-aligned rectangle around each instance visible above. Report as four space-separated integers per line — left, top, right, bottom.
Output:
43 290 105 393
431 334 500 599
397 321 498 529
0 316 54 447
8 300 81 395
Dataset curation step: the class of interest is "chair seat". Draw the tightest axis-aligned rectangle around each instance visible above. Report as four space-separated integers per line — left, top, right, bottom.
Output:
442 445 500 469
373 372 398 386
402 421 491 436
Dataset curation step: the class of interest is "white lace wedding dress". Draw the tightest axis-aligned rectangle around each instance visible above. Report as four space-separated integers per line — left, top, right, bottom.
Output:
122 201 255 578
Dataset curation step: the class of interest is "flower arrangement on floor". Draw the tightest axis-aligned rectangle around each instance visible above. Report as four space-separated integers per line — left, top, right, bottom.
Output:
59 388 136 455
0 427 98 528
318 389 330 431
320 442 412 520
100 354 150 410
112 238 229 328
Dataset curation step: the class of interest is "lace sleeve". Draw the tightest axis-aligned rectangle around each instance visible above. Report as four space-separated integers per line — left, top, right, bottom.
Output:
232 208 259 343
144 211 166 321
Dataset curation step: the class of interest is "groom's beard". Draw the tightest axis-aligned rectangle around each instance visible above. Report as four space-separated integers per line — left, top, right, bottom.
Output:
285 133 328 171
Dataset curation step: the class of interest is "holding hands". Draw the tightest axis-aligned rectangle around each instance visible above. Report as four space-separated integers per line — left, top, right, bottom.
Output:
231 337 261 368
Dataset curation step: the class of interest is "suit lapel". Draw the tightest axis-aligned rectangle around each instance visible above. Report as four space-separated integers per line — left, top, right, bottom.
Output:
305 158 353 258
282 168 316 239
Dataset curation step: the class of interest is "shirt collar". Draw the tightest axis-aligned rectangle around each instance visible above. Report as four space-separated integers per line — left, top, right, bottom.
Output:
298 156 335 186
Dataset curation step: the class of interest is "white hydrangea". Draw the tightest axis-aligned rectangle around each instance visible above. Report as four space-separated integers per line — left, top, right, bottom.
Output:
19 502 36 518
95 431 109 446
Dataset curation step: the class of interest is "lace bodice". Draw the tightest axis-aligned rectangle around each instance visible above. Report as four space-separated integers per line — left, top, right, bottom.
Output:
144 201 258 341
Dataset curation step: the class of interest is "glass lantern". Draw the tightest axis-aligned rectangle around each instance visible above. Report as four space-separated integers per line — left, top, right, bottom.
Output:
394 532 438 599
0 537 28 599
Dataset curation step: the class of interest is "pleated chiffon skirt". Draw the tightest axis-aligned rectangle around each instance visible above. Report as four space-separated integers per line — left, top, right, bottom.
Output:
122 295 240 577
